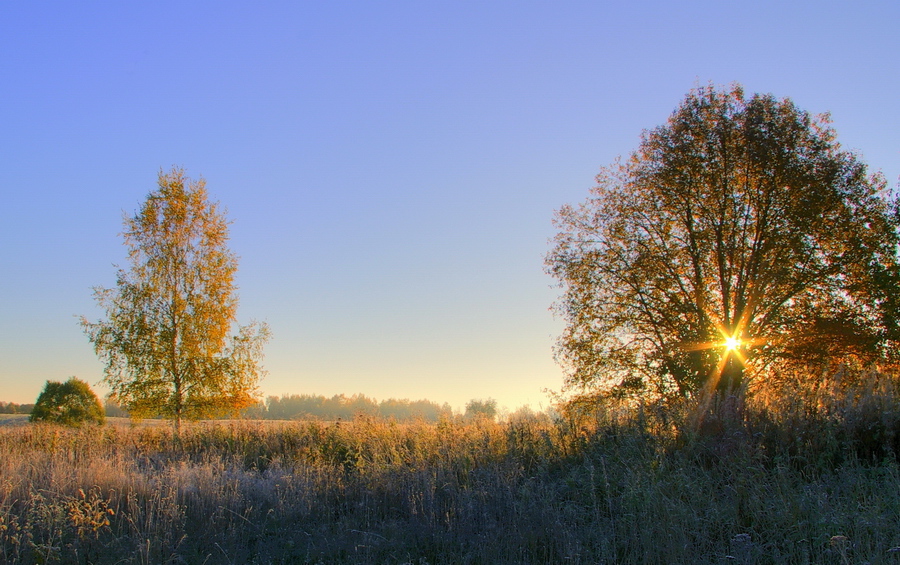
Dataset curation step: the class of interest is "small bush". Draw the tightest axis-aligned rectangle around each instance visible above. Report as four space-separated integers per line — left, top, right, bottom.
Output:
29 377 105 427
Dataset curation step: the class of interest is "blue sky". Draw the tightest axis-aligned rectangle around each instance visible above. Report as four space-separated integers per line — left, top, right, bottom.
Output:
1 1 898 409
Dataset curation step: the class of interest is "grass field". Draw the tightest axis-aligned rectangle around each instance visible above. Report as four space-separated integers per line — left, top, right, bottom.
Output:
0 414 28 427
2 374 900 564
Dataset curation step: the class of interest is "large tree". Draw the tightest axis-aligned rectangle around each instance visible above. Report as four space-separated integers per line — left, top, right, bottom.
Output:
547 85 898 400
81 167 270 431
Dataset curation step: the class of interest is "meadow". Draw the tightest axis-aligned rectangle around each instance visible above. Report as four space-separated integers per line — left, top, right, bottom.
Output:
3 370 900 564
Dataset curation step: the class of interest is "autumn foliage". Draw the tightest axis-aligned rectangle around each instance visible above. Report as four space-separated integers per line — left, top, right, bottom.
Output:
548 84 899 400
80 168 269 431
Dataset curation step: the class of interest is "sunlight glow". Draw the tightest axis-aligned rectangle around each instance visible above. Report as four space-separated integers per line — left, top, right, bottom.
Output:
677 310 778 407
723 336 741 351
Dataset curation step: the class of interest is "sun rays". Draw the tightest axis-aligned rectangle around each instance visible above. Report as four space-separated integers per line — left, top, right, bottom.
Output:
723 335 741 351
678 312 774 396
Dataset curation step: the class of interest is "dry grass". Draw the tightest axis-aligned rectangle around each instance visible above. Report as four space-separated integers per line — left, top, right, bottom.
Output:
2 375 900 564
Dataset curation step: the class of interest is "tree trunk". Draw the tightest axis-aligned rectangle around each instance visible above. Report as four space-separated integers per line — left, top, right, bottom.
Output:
716 355 744 395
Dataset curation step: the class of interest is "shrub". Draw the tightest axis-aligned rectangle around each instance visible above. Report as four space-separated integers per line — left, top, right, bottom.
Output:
29 377 105 426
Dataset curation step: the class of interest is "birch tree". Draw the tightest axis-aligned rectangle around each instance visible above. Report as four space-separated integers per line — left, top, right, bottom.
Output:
81 167 270 431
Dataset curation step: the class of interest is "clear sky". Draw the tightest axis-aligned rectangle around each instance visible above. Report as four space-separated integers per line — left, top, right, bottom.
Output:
1 1 898 410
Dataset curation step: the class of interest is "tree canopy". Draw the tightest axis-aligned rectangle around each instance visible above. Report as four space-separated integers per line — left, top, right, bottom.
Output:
30 377 105 426
465 398 498 421
81 167 270 430
547 85 899 400
251 393 454 422
0 402 34 415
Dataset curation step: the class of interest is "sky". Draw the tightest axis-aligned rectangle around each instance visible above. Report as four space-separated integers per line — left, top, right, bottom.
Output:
1 1 898 411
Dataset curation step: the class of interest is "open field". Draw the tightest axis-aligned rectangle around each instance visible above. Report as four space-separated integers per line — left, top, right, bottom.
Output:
0 414 28 427
0 415 169 428
2 385 900 564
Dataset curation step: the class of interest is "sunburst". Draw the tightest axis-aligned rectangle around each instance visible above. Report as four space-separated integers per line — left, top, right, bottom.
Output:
723 335 741 351
679 312 771 390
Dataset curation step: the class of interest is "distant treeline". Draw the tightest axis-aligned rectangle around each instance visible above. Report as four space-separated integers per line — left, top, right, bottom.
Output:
243 394 454 422
4 394 501 422
0 402 34 414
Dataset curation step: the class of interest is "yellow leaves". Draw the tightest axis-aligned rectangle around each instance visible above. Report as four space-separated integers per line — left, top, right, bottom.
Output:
67 487 114 539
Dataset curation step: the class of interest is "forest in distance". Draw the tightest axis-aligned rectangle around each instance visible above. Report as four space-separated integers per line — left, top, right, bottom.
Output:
0 402 34 415
0 394 505 423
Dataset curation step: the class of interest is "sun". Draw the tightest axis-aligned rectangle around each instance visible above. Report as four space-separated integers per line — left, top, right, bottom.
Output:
723 336 741 351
